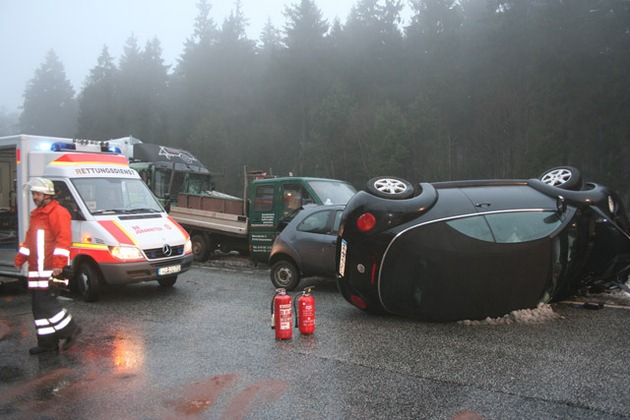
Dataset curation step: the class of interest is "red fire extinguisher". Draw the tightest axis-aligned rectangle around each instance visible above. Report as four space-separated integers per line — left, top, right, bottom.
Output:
295 286 315 335
271 288 293 340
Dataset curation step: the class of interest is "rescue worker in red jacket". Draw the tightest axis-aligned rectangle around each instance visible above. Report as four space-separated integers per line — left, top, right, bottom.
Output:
15 178 81 355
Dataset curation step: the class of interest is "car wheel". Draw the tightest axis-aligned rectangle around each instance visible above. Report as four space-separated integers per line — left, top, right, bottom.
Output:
191 234 211 262
367 176 415 199
76 261 102 302
158 276 177 287
270 260 300 291
539 166 582 190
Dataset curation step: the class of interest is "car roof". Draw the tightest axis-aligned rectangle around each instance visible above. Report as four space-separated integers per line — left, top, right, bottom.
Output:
422 184 558 221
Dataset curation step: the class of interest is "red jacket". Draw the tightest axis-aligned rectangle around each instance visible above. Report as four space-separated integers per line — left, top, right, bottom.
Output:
15 200 72 289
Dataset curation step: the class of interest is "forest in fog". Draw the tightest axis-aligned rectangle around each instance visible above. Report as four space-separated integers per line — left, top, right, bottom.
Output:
3 0 629 200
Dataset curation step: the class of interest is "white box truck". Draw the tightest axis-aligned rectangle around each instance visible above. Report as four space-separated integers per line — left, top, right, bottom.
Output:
0 135 193 301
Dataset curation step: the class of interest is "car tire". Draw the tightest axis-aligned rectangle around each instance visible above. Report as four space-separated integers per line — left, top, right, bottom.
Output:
270 260 301 291
75 261 102 302
191 233 211 262
366 176 415 199
539 166 583 190
158 276 177 287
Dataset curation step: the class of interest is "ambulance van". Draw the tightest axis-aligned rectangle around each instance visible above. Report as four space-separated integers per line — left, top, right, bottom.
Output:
0 135 193 301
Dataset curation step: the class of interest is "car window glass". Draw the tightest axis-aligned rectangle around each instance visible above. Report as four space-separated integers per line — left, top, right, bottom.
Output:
447 211 563 243
446 216 494 242
307 180 357 204
282 184 312 216
485 212 563 243
52 180 83 220
253 185 274 212
298 210 330 234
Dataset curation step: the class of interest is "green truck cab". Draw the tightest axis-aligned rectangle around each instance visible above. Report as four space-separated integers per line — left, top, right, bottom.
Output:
247 177 357 262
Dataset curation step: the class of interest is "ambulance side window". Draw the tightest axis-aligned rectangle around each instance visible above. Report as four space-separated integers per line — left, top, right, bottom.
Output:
53 181 84 220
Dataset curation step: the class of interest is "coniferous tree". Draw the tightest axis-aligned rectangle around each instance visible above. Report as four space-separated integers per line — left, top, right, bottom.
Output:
114 36 169 141
308 82 357 180
77 46 118 139
170 0 219 146
259 18 283 53
282 0 330 172
20 50 76 137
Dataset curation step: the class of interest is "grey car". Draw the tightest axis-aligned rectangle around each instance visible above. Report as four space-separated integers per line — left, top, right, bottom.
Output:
269 204 345 290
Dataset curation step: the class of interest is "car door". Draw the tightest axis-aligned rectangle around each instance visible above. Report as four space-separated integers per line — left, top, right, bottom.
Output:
295 208 343 276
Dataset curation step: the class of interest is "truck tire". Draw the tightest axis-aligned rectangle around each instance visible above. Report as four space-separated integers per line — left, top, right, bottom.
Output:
191 233 211 262
158 276 177 287
75 261 102 302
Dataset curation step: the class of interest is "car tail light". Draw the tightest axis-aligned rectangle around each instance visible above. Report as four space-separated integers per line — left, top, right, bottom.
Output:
357 212 376 232
350 294 367 309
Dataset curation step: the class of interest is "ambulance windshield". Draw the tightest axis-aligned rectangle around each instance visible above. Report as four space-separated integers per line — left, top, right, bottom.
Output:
72 178 163 215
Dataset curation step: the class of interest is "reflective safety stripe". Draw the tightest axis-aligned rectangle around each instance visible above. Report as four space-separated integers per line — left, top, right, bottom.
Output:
49 309 67 324
28 269 53 289
35 318 51 326
54 248 70 257
37 326 56 335
28 271 53 278
18 246 30 256
55 314 72 330
37 229 45 274
28 280 49 289
34 310 72 336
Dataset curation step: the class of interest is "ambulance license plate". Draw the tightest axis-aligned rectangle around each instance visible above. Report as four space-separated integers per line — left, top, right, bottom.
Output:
338 239 347 277
158 264 181 275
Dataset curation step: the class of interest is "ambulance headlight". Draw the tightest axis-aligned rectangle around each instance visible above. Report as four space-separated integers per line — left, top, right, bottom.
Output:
184 238 192 254
109 245 144 260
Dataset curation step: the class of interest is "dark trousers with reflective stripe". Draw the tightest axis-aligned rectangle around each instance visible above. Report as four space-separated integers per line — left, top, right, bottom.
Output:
32 289 77 347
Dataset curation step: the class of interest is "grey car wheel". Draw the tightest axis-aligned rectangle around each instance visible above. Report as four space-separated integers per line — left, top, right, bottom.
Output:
539 166 582 190
367 176 415 199
270 260 300 291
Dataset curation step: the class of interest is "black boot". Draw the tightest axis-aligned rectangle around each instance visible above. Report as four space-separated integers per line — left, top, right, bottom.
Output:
62 326 82 351
29 343 59 355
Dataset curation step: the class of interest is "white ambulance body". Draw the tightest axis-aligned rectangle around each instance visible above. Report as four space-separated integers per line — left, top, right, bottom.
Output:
0 134 193 301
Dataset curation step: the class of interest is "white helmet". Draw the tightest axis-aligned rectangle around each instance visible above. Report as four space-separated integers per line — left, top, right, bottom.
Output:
26 177 55 195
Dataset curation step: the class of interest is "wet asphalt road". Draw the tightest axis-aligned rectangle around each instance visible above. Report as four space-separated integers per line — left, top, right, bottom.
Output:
1 261 629 419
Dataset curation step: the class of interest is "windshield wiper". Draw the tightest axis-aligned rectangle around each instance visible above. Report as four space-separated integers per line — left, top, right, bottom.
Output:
127 208 161 214
92 209 127 215
92 208 161 215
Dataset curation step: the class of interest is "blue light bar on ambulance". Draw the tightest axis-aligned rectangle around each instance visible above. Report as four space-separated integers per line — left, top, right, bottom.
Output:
49 139 122 154
50 142 76 151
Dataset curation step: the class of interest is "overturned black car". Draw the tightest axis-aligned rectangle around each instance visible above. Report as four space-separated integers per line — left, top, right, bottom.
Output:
336 167 630 321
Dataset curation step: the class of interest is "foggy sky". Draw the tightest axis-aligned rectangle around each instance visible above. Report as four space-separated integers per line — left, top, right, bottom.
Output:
0 0 379 113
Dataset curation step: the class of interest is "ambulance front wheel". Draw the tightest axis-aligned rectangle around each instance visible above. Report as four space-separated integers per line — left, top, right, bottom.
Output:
76 261 102 302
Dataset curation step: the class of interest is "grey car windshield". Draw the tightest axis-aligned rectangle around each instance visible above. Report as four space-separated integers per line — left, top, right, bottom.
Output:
307 180 356 205
72 178 163 215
